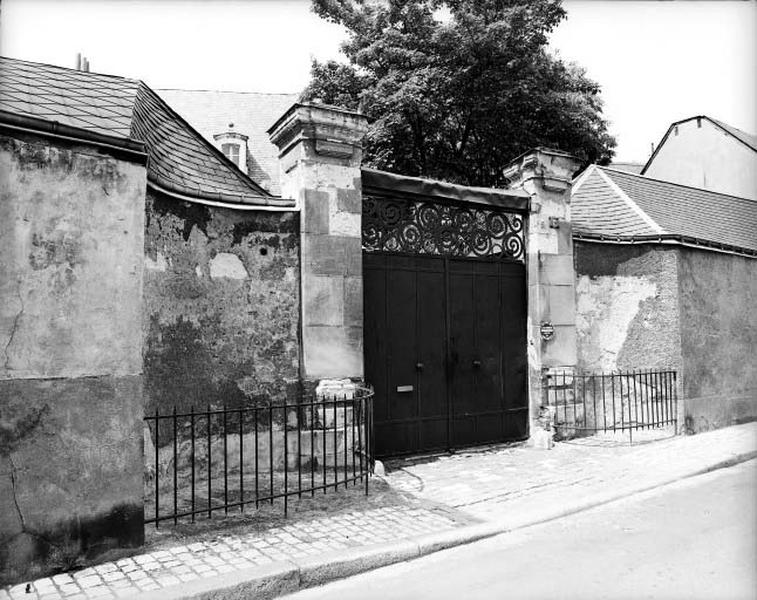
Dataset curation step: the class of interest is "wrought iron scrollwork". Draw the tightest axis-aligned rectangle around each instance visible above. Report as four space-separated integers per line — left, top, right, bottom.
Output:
362 196 525 262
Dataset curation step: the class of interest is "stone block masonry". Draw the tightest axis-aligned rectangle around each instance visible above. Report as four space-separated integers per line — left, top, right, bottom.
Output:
0 132 147 584
268 104 369 382
503 149 583 442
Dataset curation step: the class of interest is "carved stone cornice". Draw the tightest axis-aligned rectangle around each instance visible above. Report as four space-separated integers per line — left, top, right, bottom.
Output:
268 103 369 161
503 147 581 194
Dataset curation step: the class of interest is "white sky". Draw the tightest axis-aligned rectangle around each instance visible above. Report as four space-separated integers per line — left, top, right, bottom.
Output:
1 0 754 162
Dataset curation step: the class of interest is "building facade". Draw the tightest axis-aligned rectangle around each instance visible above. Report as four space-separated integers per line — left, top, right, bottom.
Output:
642 115 757 200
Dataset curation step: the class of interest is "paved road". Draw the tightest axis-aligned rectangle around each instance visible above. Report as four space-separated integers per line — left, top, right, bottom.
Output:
285 460 757 600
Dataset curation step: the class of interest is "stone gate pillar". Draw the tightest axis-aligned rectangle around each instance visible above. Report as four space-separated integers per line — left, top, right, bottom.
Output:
268 104 369 383
503 148 582 442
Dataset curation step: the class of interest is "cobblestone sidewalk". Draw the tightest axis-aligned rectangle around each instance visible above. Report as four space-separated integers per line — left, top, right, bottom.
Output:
0 505 467 600
4 422 755 600
385 422 757 521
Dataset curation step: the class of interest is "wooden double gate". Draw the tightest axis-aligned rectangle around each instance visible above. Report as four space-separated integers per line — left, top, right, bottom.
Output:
362 189 529 457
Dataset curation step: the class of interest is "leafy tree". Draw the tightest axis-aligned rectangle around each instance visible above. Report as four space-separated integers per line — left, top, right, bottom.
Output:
303 0 615 186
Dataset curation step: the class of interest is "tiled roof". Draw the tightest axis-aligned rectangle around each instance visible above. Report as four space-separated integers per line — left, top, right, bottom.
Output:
156 89 299 196
130 84 276 203
709 117 757 152
572 168 659 238
608 162 644 175
0 55 138 138
0 56 284 206
572 165 757 254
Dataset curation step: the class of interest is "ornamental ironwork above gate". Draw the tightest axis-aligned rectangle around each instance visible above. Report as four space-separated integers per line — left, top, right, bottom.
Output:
362 195 525 262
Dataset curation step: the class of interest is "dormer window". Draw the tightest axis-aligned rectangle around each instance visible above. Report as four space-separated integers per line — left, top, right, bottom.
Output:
213 123 249 175
221 143 240 167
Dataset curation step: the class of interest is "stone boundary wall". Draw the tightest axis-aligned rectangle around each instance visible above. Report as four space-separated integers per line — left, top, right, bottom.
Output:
677 247 757 432
0 132 146 585
574 240 757 434
142 188 301 420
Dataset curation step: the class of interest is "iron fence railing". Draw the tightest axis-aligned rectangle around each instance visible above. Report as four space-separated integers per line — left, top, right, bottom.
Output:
546 369 677 441
144 389 374 526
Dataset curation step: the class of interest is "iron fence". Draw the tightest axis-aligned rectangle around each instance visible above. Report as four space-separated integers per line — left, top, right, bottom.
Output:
546 369 677 441
144 388 374 526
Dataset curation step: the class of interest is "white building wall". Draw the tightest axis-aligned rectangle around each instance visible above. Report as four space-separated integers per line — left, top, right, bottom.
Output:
644 118 757 200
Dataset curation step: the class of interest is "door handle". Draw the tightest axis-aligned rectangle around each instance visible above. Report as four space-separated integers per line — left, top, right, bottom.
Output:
472 360 482 368
416 362 424 371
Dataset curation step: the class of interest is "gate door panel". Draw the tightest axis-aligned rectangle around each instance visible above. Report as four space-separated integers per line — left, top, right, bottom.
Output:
448 259 528 447
364 254 448 457
363 193 528 457
501 264 529 441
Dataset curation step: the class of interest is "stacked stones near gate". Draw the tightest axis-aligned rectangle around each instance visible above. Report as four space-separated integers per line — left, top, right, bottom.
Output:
0 129 147 584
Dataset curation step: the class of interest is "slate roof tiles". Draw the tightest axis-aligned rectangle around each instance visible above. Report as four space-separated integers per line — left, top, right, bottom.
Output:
707 117 757 152
0 56 288 206
572 165 757 254
0 56 138 138
156 89 299 196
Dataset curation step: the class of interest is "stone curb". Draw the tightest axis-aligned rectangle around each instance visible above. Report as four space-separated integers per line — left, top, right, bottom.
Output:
130 449 757 600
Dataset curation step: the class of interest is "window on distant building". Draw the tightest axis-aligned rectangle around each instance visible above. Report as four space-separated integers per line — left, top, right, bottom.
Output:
213 123 249 175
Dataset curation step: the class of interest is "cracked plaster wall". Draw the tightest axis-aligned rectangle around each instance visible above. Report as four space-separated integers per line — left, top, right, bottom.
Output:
575 242 757 433
0 133 145 584
143 189 301 423
574 243 683 373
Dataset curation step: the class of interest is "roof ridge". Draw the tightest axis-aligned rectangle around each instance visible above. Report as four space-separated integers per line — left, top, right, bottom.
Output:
0 54 140 85
571 163 597 193
157 87 300 97
595 167 665 234
706 116 757 152
601 165 757 203
708 116 754 135
642 115 757 173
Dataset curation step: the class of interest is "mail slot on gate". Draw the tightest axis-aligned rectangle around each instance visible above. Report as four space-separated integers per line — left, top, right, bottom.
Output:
396 385 414 393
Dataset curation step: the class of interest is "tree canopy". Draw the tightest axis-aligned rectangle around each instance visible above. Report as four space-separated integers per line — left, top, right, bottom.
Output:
302 0 616 187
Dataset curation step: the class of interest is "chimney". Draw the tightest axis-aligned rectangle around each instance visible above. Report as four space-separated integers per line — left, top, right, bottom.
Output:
76 54 90 72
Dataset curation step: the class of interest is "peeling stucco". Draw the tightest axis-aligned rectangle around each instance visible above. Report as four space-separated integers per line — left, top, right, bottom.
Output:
144 252 168 272
209 252 248 279
574 244 683 372
143 189 301 421
575 275 657 371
